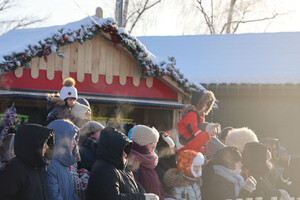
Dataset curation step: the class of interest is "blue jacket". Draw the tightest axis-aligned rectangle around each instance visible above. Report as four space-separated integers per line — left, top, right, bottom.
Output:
44 120 80 200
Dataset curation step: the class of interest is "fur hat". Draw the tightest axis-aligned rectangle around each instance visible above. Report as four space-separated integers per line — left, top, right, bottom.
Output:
79 121 103 137
131 125 159 146
177 150 204 178
190 90 215 115
60 77 78 100
70 102 91 128
225 127 258 153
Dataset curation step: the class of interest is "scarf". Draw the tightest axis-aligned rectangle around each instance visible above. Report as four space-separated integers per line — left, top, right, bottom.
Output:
213 165 245 197
130 149 158 169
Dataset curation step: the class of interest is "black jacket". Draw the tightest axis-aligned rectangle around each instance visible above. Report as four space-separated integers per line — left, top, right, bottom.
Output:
78 137 98 171
87 127 145 200
206 173 250 200
0 124 54 200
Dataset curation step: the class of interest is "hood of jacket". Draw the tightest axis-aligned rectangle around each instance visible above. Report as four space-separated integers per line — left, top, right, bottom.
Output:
96 127 132 170
242 142 270 177
164 168 201 188
47 119 79 167
47 93 65 112
14 124 54 169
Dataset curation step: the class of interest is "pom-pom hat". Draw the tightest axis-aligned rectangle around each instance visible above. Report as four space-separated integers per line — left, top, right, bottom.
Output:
131 125 159 146
60 77 78 100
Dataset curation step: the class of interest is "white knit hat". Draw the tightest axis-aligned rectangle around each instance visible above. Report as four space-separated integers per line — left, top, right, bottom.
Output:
59 77 78 100
131 125 159 146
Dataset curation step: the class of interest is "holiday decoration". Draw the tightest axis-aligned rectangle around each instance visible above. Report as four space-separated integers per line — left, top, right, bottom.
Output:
0 16 201 94
0 104 19 142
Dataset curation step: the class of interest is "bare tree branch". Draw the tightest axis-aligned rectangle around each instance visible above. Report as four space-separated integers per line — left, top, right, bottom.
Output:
195 0 215 34
0 0 47 35
128 0 161 33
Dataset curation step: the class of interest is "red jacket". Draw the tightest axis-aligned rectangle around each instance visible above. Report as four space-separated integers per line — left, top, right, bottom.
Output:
177 111 210 154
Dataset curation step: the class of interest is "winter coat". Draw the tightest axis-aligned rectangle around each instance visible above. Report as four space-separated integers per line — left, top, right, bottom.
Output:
242 142 281 199
0 124 54 200
87 127 146 200
78 137 97 171
177 106 210 154
44 120 80 200
164 168 202 200
155 153 177 193
129 142 174 200
205 167 249 200
45 94 72 125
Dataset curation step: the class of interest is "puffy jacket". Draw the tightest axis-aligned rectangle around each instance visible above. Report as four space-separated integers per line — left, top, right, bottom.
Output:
44 120 80 200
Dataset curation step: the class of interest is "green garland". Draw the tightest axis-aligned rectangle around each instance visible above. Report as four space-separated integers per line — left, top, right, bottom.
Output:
0 17 201 95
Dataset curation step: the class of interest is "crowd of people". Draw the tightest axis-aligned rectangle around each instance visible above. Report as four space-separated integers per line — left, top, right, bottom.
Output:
0 77 299 200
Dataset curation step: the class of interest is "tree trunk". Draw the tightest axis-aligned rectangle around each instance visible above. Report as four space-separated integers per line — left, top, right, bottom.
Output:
226 0 237 34
122 0 129 27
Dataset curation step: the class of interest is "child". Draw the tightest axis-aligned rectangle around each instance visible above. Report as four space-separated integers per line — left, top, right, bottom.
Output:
128 125 175 200
177 90 220 154
164 150 205 200
46 77 91 127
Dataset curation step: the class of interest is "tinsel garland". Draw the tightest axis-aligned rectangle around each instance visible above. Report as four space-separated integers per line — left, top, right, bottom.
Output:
0 17 201 95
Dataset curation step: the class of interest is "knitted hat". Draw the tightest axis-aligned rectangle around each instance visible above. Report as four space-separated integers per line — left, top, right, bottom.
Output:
60 77 78 100
131 125 159 146
177 150 204 178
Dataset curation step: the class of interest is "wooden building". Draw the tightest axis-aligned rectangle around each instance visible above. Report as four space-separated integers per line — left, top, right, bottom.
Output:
0 8 199 131
139 33 300 153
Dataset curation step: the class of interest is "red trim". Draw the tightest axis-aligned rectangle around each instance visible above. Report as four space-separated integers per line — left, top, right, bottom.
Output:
0 69 178 100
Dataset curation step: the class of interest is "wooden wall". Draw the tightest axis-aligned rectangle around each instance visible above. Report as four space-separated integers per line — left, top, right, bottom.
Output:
205 84 300 154
14 34 154 88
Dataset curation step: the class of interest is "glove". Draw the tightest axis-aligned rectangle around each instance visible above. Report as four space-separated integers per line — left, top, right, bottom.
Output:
243 176 257 192
279 189 291 200
144 193 159 200
205 123 221 136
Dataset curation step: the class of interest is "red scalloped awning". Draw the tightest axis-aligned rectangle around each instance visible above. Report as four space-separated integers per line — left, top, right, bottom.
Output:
0 69 178 100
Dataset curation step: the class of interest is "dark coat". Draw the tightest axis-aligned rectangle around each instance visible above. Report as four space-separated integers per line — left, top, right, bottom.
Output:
87 127 145 200
78 137 97 171
0 124 54 200
205 173 249 200
242 142 281 199
45 95 71 125
155 154 177 193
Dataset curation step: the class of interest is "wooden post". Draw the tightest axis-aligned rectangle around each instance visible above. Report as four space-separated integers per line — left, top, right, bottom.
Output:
96 7 103 19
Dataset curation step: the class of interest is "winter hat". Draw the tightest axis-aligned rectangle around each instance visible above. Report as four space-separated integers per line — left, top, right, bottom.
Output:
212 146 242 170
219 126 234 141
79 121 104 137
131 125 159 146
60 77 78 100
70 103 91 121
77 97 90 108
191 152 205 177
190 90 215 115
206 136 226 160
177 150 205 178
225 127 258 153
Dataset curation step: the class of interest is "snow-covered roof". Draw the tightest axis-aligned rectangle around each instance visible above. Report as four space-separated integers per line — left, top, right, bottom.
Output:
0 16 201 94
138 32 300 85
